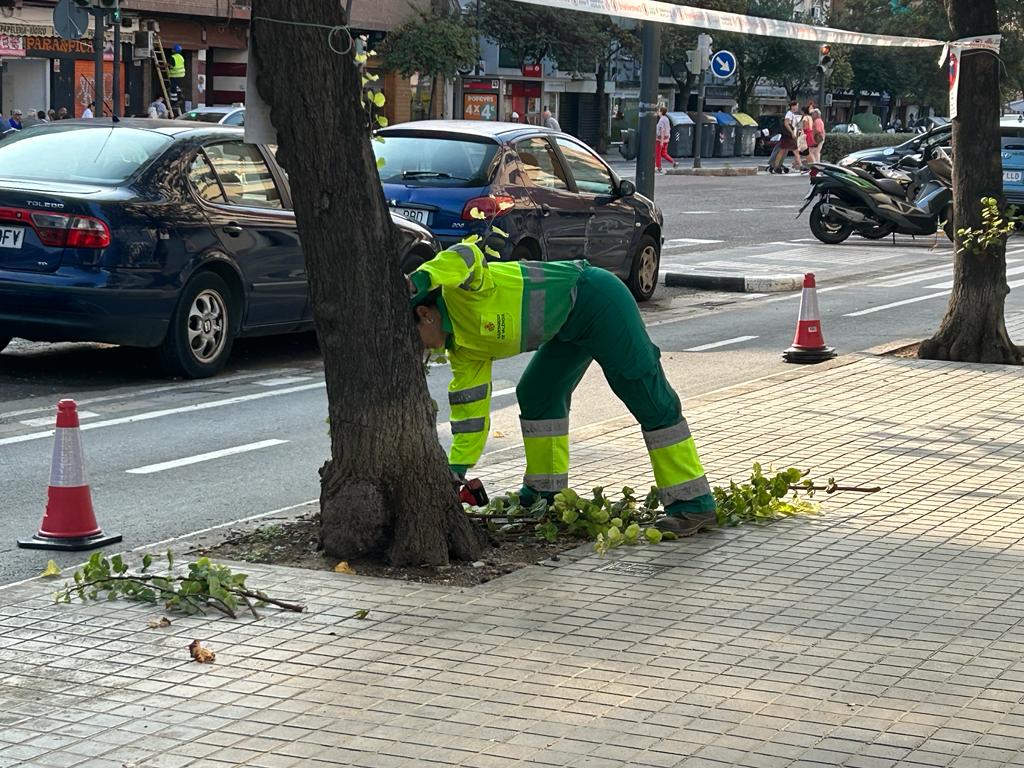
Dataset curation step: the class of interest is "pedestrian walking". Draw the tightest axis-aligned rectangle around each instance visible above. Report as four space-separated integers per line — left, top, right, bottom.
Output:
655 105 676 173
800 106 815 173
542 108 561 132
82 102 95 119
810 108 825 164
778 100 803 173
409 240 717 537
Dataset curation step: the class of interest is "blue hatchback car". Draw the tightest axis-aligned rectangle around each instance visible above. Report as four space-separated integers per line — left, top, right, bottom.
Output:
1002 115 1024 208
0 120 438 377
374 121 664 301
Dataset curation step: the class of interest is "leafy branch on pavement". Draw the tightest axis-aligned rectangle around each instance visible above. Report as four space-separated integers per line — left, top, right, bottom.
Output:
468 464 821 554
54 551 305 619
956 197 1021 257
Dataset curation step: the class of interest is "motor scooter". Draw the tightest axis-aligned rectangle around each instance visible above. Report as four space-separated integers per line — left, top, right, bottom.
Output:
798 147 953 244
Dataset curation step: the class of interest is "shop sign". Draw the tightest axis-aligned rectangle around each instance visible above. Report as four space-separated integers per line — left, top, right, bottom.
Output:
0 34 26 57
464 93 498 121
521 63 542 77
26 35 94 55
463 78 499 92
0 23 51 37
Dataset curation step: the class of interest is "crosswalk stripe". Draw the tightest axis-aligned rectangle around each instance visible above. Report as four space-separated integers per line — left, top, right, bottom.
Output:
925 264 1024 290
684 335 758 352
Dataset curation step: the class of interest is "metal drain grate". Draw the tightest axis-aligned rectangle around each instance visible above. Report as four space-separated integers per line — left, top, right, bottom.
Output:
595 561 667 578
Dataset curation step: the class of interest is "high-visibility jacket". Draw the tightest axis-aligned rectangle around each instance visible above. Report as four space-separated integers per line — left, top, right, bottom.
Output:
410 242 586 471
168 53 186 79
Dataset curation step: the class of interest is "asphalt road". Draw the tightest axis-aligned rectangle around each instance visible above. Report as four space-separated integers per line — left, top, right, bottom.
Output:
2 171 1022 585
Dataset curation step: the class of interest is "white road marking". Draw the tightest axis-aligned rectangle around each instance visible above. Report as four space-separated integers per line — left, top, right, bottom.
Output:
0 382 326 448
922 264 1024 290
844 291 950 317
257 376 312 387
0 367 316 421
679 210 715 214
20 410 100 428
764 285 845 302
684 335 758 352
873 267 956 288
127 439 289 475
731 208 758 212
666 238 725 245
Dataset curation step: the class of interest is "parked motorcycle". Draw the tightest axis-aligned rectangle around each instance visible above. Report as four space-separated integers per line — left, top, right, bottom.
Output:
799 147 953 244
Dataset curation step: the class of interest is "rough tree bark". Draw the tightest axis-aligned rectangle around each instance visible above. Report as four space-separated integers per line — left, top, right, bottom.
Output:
250 0 487 564
919 0 1023 365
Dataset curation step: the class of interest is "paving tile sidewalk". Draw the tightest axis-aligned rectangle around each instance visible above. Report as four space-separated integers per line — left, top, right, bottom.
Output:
4 355 1024 768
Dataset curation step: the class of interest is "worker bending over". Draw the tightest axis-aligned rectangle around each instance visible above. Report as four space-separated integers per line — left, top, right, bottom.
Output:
409 241 716 536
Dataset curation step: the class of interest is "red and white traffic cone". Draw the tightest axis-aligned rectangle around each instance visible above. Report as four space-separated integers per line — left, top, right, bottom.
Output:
782 273 837 364
17 400 122 551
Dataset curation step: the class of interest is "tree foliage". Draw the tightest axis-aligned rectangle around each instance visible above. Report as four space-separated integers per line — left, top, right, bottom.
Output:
379 9 478 82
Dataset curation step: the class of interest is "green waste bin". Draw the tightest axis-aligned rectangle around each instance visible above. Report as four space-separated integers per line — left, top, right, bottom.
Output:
688 112 717 158
666 112 694 158
713 111 737 158
733 112 759 156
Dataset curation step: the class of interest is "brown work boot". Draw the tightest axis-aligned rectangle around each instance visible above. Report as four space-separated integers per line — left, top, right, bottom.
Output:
655 513 718 538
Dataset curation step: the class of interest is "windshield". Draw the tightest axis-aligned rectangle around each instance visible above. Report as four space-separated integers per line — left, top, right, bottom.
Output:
179 111 229 123
374 135 498 187
0 125 172 183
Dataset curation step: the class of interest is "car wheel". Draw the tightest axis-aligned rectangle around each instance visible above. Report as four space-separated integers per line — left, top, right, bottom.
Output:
627 234 660 302
511 241 537 261
159 272 235 378
809 201 853 245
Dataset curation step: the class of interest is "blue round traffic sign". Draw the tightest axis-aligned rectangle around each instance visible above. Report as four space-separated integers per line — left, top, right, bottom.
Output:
710 50 737 79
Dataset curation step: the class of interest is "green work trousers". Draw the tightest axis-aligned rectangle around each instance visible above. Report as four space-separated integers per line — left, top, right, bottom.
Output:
516 267 713 514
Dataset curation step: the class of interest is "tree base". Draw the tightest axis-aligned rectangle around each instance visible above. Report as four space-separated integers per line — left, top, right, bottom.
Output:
919 332 1023 366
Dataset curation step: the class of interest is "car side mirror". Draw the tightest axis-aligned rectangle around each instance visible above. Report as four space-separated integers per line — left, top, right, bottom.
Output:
618 179 636 197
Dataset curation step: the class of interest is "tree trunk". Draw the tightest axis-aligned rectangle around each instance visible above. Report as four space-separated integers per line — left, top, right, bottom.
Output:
427 74 437 120
250 0 487 564
596 59 609 154
919 0 1022 365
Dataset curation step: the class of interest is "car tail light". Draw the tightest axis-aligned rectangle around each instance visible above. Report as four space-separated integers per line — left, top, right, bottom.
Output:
0 206 110 248
461 195 516 222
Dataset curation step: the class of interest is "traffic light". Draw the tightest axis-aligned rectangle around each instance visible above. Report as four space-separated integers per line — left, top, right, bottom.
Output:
817 44 834 75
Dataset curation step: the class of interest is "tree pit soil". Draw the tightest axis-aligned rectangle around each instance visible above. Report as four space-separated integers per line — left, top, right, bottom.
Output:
883 342 921 359
191 511 582 588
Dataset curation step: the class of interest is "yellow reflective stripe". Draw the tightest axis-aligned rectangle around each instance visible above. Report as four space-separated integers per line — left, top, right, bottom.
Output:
524 473 569 492
449 383 490 405
520 418 569 438
642 421 692 451
452 417 487 434
659 477 712 505
648 435 706 493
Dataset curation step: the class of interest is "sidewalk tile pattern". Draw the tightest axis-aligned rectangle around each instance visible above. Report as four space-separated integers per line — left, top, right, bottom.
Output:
3 357 1024 767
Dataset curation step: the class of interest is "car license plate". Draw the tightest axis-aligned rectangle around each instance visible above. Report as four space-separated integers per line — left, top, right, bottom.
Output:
0 226 25 249
1004 170 1023 183
394 207 429 226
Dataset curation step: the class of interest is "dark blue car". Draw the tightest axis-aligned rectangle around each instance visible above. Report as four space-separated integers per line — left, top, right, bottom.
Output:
0 120 437 378
374 121 664 301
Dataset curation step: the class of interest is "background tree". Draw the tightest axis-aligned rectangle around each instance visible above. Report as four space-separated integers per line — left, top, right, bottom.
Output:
250 0 487 564
380 8 478 118
918 0 1022 364
475 0 565 66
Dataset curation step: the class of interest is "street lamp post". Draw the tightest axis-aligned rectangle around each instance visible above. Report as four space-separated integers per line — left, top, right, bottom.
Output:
634 20 661 200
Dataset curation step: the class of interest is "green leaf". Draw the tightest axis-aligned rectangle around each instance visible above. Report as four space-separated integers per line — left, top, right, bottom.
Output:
41 560 62 578
141 553 153 572
645 528 663 544
372 92 386 108
376 157 386 171
376 115 389 128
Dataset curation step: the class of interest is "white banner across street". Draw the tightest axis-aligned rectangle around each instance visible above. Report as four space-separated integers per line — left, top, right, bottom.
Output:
511 0 946 47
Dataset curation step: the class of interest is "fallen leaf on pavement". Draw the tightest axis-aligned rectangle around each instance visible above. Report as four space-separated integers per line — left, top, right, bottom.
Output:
352 609 370 620
40 560 61 578
148 616 172 629
188 640 215 663
334 561 355 574
492 430 506 438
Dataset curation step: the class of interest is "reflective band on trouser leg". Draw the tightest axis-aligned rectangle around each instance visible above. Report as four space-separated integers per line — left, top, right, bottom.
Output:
643 423 711 505
521 417 569 493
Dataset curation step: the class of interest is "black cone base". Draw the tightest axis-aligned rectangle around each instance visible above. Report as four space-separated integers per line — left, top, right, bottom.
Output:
17 531 123 552
782 345 837 364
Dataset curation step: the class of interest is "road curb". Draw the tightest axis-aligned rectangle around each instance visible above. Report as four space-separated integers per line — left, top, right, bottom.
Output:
664 273 804 293
665 167 760 177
